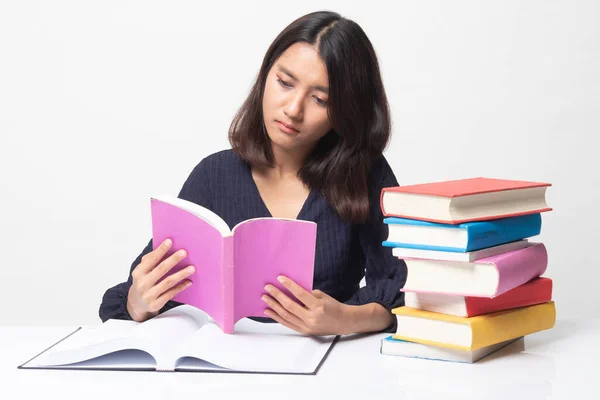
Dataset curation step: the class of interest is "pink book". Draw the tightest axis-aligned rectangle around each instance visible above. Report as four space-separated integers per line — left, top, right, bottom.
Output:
150 196 317 333
399 242 548 298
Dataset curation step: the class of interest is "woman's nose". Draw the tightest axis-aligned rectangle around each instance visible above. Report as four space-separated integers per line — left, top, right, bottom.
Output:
284 93 304 120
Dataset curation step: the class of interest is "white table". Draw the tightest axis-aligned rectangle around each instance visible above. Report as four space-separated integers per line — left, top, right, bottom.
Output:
1 318 597 400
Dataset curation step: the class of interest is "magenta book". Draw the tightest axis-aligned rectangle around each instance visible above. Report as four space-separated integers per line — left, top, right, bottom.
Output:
400 243 548 297
483 242 548 296
150 196 317 334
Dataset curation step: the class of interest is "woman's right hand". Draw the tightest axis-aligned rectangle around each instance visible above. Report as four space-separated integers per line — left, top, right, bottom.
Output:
126 238 195 322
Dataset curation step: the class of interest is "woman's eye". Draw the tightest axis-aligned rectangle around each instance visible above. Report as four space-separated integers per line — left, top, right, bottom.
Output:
315 97 328 106
277 78 292 88
276 76 327 106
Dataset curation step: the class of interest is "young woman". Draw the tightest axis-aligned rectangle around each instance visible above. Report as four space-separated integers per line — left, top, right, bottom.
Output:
99 11 407 335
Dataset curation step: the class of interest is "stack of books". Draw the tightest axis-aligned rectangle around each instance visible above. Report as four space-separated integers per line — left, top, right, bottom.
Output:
378 177 556 363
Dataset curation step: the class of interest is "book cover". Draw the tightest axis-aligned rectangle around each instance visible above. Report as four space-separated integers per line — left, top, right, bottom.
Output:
392 302 556 351
382 177 551 198
150 197 317 333
400 242 548 297
382 213 542 252
465 277 552 316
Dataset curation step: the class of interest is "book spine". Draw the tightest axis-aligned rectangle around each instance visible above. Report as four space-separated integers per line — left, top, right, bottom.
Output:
470 301 556 350
492 243 548 297
464 214 542 251
222 236 234 333
465 277 553 316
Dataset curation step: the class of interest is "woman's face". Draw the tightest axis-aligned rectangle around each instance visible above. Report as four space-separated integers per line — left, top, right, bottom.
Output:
262 43 332 153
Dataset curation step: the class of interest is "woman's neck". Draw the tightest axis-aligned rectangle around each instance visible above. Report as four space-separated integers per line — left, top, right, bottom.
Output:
265 144 310 180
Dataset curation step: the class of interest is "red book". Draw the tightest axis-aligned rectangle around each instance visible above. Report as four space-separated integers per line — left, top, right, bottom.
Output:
380 177 552 224
403 277 553 317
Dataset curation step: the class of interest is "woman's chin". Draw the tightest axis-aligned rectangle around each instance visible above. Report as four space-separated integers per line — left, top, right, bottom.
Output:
268 132 300 148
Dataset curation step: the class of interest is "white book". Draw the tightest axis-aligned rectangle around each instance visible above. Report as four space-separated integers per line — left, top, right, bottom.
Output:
403 291 473 317
380 336 523 363
391 239 530 262
18 305 337 375
380 177 551 224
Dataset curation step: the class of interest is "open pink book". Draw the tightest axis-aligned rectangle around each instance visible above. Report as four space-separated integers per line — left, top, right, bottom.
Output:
150 196 317 334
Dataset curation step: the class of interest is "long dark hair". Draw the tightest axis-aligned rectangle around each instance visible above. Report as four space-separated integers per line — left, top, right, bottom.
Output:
229 11 391 224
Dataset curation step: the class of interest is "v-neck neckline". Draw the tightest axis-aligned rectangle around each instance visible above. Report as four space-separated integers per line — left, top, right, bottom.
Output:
245 162 314 220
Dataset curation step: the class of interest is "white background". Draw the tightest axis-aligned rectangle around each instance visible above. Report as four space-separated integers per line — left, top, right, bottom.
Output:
1 0 598 325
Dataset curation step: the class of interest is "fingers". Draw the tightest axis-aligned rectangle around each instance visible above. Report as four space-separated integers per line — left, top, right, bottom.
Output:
136 238 174 274
264 309 305 334
128 238 193 320
262 294 305 328
150 264 196 299
264 284 309 321
146 248 188 286
276 276 317 309
154 280 194 311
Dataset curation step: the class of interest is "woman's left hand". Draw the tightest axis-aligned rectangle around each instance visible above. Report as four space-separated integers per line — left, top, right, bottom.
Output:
262 275 352 336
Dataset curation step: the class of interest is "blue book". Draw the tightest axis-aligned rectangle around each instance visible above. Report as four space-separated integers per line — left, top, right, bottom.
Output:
382 213 541 253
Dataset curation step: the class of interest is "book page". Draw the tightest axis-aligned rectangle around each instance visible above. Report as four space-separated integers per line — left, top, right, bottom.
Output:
152 196 231 236
39 320 137 354
134 305 209 345
172 317 336 373
24 320 151 368
24 306 209 369
27 349 158 370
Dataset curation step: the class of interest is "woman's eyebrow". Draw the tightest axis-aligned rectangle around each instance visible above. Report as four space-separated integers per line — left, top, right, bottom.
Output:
277 64 329 94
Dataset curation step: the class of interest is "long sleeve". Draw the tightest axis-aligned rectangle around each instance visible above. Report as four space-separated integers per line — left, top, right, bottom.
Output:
344 155 407 331
98 158 213 322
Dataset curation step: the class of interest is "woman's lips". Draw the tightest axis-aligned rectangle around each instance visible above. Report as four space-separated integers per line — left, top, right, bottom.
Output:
277 121 299 134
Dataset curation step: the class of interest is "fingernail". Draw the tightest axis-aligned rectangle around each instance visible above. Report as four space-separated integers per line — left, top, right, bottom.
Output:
178 250 187 257
164 239 172 246
261 295 268 302
185 281 192 288
264 285 272 293
277 276 285 283
187 266 195 274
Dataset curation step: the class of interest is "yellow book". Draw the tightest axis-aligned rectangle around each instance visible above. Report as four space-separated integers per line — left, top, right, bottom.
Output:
391 301 555 351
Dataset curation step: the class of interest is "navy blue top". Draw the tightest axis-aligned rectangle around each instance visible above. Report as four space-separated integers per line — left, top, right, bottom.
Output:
99 149 407 331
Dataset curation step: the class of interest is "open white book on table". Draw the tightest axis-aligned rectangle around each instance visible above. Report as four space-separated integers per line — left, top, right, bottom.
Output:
18 305 337 375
